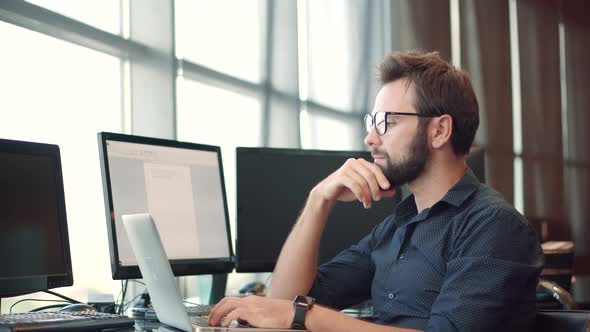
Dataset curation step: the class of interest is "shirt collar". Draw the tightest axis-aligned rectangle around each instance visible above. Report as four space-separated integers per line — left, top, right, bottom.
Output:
393 167 481 224
439 167 480 207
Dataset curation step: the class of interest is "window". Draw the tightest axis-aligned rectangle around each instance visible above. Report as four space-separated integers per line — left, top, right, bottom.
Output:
305 1 363 111
175 0 263 83
26 0 120 35
0 21 122 306
304 113 361 150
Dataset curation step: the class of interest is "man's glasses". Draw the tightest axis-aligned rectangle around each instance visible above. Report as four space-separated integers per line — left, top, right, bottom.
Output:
364 112 439 136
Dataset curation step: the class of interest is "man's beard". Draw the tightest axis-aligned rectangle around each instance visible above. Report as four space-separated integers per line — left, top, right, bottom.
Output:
374 124 430 187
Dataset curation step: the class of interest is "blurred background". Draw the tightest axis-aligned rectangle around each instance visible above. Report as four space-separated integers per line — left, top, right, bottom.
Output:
0 0 588 311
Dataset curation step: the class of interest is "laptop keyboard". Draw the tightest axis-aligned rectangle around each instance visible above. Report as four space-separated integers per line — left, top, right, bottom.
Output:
191 315 210 327
191 316 243 328
186 304 214 316
143 303 214 320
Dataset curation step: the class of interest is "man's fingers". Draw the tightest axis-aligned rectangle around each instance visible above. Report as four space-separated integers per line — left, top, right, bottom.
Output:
341 171 372 207
321 157 394 205
208 298 237 326
349 160 384 202
221 309 244 327
358 158 391 190
381 189 396 198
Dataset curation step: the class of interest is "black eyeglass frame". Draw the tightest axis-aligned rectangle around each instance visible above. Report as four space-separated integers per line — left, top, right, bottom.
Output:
364 111 440 136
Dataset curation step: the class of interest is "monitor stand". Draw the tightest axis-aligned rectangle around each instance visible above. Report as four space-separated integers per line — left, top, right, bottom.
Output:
208 273 227 304
130 273 228 318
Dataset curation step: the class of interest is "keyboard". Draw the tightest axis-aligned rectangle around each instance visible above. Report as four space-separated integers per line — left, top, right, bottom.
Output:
186 304 214 316
191 315 210 327
190 316 242 328
0 311 135 331
143 303 213 320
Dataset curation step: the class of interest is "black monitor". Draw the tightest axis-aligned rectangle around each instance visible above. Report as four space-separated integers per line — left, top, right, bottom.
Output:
0 138 73 297
98 132 234 280
235 147 401 273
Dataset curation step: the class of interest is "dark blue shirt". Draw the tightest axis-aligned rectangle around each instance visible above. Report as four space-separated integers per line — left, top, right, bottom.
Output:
309 169 544 331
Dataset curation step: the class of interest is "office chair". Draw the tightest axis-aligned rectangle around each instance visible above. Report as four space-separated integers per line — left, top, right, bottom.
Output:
534 279 590 332
538 279 578 310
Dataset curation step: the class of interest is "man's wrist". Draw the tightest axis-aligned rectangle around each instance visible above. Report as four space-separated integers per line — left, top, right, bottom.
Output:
302 303 318 331
285 302 296 329
291 295 315 329
308 187 335 212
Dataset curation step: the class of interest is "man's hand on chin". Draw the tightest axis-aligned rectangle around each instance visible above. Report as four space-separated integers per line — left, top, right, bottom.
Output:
207 296 294 329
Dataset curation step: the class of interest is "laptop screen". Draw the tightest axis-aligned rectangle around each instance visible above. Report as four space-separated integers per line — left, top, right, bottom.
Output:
98 132 234 279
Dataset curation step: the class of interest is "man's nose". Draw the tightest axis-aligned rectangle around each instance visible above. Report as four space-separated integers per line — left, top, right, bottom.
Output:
364 126 380 147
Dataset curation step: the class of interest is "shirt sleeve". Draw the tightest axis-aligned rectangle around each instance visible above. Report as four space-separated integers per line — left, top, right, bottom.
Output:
425 206 544 332
308 216 392 310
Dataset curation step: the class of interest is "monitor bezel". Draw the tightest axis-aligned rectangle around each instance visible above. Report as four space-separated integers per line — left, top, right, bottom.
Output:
0 138 74 297
98 132 235 280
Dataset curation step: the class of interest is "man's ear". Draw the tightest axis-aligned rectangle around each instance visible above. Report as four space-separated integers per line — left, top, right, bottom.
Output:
430 114 453 149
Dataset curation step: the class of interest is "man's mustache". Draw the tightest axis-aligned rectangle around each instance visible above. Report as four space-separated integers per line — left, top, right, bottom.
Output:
371 149 389 158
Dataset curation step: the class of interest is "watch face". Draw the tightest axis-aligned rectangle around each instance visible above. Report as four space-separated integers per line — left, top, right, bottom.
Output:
304 296 316 306
294 295 315 306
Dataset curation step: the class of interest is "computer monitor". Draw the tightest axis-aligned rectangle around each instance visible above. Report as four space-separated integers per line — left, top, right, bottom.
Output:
0 138 73 297
97 132 234 280
235 147 401 273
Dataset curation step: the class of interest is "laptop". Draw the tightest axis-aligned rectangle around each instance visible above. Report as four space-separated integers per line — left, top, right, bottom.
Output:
122 213 306 332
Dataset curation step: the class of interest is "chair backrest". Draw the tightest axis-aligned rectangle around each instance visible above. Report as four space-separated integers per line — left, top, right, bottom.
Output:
537 279 578 310
534 310 590 332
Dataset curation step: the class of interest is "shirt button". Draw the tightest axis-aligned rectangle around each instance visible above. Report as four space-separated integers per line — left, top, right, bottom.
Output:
388 293 395 299
399 253 405 259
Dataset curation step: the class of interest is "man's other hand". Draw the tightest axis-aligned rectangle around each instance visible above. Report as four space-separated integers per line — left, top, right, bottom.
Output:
208 296 294 329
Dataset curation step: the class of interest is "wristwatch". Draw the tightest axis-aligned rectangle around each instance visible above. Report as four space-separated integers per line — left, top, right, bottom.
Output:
291 295 315 330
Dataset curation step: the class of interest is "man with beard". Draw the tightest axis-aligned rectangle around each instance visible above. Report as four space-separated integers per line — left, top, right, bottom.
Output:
208 51 544 331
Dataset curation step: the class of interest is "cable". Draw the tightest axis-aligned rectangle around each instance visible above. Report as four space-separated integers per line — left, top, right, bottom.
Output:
122 293 144 313
122 293 143 308
114 281 122 314
111 281 147 315
9 299 70 313
118 280 129 315
116 279 146 314
42 290 81 304
29 303 71 312
114 280 125 315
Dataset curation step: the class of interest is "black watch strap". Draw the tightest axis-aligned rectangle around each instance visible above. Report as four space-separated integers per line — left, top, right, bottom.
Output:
292 295 315 330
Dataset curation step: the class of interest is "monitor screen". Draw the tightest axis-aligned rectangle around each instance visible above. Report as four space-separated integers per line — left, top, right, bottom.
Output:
98 132 234 279
0 138 73 297
235 147 401 273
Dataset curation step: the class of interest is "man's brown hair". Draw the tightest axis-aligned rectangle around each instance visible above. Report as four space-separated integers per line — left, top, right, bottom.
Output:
378 51 479 156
